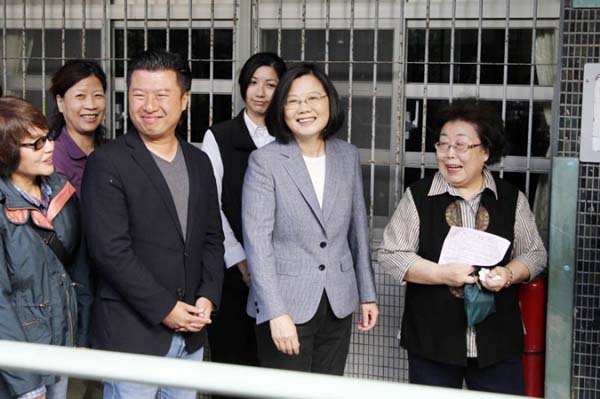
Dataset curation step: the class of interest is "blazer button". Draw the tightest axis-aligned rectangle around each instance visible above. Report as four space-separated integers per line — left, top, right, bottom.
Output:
320 242 327 248
256 308 260 314
318 264 326 271
176 288 184 299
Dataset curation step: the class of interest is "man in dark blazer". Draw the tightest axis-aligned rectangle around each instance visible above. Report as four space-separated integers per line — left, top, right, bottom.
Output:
81 49 224 399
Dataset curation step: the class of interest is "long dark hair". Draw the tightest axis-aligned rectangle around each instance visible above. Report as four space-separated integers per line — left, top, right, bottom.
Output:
49 59 107 146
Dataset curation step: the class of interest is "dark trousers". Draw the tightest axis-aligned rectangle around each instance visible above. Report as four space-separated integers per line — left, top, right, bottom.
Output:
208 267 258 399
255 292 352 375
408 351 526 395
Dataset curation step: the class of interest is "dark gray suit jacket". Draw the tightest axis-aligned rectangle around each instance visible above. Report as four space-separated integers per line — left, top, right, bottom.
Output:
81 129 224 356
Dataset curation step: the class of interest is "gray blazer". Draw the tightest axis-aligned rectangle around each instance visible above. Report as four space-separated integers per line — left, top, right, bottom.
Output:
242 137 377 325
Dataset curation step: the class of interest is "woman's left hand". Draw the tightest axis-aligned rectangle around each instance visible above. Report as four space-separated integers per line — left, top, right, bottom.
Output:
358 302 379 331
481 266 511 292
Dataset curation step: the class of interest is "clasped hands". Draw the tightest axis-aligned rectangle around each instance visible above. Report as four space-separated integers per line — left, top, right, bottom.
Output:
441 262 511 292
162 297 213 333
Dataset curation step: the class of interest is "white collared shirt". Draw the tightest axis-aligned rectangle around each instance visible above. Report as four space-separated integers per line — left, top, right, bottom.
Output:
243 111 274 149
202 110 275 268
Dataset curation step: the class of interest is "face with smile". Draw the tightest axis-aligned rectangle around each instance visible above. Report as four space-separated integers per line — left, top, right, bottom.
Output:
128 69 189 142
284 74 330 143
12 127 55 183
57 75 106 137
245 65 279 123
436 119 489 194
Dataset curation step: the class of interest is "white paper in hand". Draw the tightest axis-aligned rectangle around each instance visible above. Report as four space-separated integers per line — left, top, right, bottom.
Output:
438 226 511 267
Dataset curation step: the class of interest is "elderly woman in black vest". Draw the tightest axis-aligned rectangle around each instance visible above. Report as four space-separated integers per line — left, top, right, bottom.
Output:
378 99 547 395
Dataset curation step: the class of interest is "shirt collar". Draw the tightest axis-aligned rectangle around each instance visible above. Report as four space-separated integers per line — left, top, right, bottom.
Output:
427 167 498 200
243 110 269 137
11 177 53 213
55 127 88 161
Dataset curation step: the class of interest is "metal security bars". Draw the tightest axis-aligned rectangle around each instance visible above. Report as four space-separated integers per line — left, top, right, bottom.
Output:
0 0 560 385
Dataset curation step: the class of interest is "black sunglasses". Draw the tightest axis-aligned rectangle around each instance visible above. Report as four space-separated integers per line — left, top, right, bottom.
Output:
19 132 55 151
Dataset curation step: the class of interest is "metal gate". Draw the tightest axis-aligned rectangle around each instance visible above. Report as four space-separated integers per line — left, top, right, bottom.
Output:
0 0 559 384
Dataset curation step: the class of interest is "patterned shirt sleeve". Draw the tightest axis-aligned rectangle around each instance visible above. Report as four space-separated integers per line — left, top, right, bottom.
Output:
377 188 421 283
17 385 46 399
512 191 548 280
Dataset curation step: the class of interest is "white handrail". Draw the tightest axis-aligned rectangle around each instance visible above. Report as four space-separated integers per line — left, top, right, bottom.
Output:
0 340 524 399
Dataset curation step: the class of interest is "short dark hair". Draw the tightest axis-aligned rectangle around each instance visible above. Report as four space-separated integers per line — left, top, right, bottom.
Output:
265 63 344 143
238 52 287 102
436 98 508 165
49 59 107 146
0 96 49 177
127 49 192 93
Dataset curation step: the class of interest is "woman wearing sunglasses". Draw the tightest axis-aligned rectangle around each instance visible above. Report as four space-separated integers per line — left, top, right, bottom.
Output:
0 96 92 399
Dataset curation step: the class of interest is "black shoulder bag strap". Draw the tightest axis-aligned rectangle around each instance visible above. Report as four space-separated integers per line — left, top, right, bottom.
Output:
29 223 73 266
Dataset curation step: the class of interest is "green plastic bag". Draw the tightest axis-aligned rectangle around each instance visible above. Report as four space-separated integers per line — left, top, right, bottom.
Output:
464 283 496 327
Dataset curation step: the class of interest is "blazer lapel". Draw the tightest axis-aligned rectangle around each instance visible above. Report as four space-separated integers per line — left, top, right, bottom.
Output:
126 130 184 241
281 140 326 231
322 139 341 224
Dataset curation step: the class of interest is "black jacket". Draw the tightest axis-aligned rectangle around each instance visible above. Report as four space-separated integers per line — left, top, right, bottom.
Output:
81 129 224 356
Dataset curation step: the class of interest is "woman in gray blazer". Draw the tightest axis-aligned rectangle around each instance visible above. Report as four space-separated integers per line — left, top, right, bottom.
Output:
242 64 379 375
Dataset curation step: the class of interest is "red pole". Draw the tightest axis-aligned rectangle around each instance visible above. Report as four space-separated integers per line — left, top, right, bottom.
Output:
519 276 547 398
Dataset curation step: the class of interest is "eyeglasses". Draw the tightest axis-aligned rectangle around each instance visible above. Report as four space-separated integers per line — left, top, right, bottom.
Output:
434 141 482 154
284 93 328 110
20 132 54 151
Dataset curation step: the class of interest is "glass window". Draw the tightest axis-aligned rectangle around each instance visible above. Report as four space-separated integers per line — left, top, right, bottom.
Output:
261 29 394 82
492 171 549 208
338 96 392 150
407 28 550 85
0 29 101 97
113 28 233 79
187 93 233 142
404 98 551 157
362 165 390 218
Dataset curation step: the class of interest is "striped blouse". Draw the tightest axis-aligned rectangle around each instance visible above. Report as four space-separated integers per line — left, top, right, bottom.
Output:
378 168 547 357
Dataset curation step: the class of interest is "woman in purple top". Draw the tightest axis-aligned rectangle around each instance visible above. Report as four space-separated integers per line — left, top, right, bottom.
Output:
50 60 107 196
48 60 106 399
